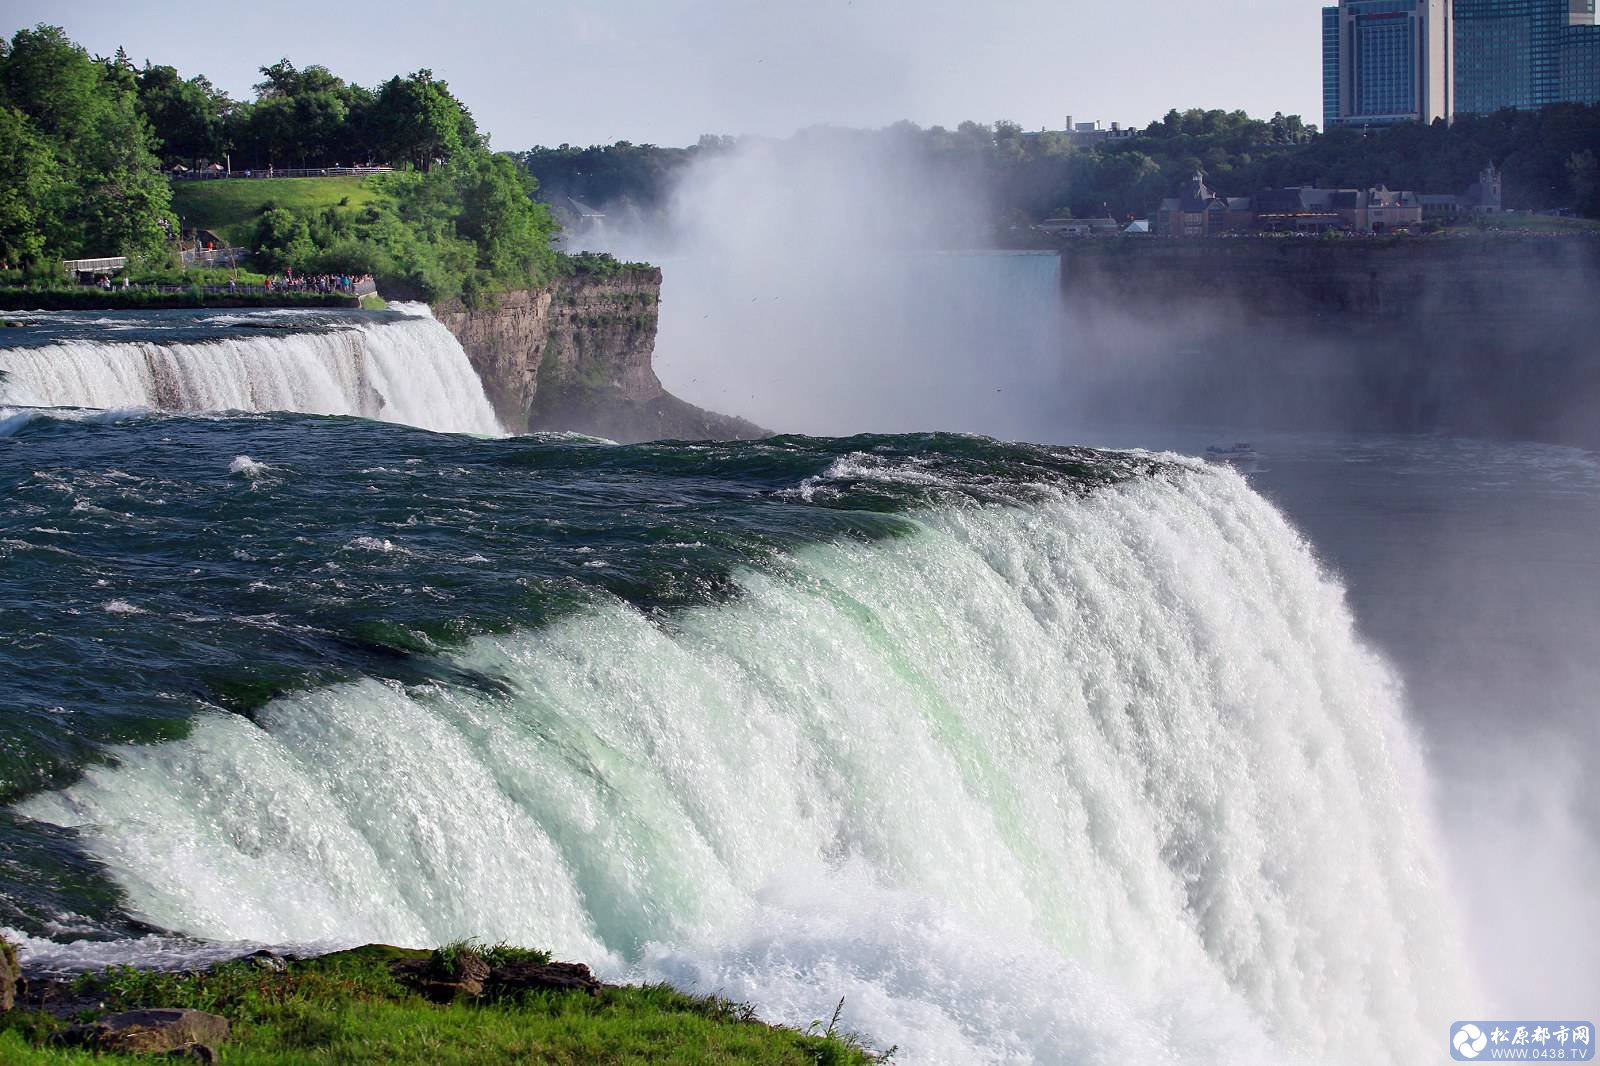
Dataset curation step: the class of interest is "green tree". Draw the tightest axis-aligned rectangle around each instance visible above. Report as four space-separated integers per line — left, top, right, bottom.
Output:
137 64 226 167
0 24 174 262
0 105 62 267
371 69 479 171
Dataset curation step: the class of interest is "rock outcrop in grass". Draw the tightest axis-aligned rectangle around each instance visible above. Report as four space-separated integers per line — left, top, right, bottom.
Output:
0 939 888 1064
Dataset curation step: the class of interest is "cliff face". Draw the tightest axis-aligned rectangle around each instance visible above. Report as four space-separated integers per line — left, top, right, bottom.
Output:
1059 238 1600 447
1063 238 1600 320
435 269 765 442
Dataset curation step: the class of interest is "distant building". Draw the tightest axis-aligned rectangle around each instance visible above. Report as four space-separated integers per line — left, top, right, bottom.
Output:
1454 0 1567 112
1040 117 1140 146
1154 172 1436 235
1564 19 1600 101
1420 166 1505 217
1323 1 1455 128
1332 0 1600 116
1036 215 1123 238
1253 186 1424 233
1154 173 1255 237
1324 6 1344 130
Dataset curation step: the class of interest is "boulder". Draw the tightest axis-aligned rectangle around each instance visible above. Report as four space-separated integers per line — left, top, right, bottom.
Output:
393 950 491 1002
488 959 603 998
62 1008 230 1055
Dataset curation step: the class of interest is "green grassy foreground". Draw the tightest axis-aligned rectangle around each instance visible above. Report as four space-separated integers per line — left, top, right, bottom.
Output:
0 944 884 1065
171 176 381 246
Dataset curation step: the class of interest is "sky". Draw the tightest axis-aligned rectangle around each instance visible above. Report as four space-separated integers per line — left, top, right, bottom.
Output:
2 0 1326 148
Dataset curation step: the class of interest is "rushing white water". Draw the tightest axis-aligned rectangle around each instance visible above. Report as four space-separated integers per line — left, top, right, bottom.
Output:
0 307 500 435
18 464 1472 1064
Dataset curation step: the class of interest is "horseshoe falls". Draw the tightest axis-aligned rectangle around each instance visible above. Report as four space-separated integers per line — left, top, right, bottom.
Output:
0 306 500 435
0 418 1471 1066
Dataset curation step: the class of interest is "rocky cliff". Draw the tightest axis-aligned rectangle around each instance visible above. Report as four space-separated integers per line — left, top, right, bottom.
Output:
1059 237 1600 447
435 268 766 442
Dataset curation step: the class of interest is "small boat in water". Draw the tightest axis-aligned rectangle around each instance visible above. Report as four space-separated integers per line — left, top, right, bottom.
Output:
1205 442 1259 465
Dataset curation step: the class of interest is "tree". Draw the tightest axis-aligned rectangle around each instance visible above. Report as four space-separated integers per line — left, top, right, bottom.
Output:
1569 150 1600 218
371 70 479 171
137 64 226 167
0 24 174 262
0 105 62 267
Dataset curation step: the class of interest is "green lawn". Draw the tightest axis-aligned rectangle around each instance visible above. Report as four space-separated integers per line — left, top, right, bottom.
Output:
1465 211 1600 234
0 945 885 1065
171 176 381 246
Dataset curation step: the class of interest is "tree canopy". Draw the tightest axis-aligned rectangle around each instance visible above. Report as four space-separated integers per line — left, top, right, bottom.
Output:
518 105 1600 229
0 25 560 302
0 25 174 268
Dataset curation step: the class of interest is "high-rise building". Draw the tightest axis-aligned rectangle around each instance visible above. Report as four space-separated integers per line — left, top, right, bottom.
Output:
1571 0 1597 27
1324 6 1343 129
1324 1 1455 128
1564 21 1600 101
1453 0 1567 111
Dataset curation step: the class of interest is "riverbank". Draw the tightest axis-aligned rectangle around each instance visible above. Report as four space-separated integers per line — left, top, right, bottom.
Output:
0 939 884 1064
0 289 358 312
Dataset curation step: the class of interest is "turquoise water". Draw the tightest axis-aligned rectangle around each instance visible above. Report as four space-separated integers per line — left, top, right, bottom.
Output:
0 405 1476 1063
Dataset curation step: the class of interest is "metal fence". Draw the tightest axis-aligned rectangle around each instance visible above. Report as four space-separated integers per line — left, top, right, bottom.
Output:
181 247 253 267
172 166 395 181
61 257 128 275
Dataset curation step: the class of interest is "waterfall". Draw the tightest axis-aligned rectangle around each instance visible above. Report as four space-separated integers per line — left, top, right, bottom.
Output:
15 464 1471 1064
0 307 500 435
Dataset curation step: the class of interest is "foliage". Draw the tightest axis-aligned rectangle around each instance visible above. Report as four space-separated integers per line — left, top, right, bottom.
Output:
0 944 883 1065
174 158 561 304
370 69 481 172
559 251 654 279
518 104 1600 226
513 140 711 211
0 25 176 266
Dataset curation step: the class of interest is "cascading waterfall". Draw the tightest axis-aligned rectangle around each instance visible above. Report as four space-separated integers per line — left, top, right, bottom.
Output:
16 461 1471 1065
0 306 500 435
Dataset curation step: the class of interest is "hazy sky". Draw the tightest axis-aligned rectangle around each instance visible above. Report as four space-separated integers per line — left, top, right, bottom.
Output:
3 0 1325 148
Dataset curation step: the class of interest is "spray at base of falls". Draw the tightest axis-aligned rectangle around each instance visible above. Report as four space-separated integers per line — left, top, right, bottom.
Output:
0 304 500 435
17 458 1473 1066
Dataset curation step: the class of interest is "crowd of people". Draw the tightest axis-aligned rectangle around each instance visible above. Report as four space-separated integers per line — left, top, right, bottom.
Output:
261 272 374 294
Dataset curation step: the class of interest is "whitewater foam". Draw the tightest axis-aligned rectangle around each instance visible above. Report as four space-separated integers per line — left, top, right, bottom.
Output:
228 456 270 479
0 311 501 435
16 466 1473 1063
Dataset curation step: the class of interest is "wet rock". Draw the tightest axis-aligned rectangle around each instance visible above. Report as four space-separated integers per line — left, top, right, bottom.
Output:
62 1008 230 1054
245 949 288 973
488 959 603 998
0 935 22 1011
393 950 491 1002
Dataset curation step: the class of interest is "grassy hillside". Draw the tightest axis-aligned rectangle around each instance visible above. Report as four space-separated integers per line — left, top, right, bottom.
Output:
0 943 886 1065
171 176 380 246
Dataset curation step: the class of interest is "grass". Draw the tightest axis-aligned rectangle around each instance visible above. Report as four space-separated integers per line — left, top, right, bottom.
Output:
171 176 381 246
1464 211 1600 234
0 944 886 1065
128 265 273 287
359 293 388 310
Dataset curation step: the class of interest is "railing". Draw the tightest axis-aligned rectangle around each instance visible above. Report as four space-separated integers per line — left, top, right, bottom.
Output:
181 247 252 267
172 166 395 181
61 257 128 275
